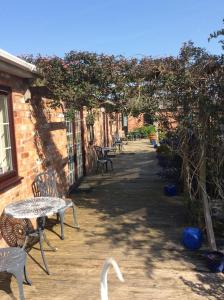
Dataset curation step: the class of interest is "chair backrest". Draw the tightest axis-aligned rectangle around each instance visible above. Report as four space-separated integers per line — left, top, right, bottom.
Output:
0 247 26 272
94 146 104 160
34 169 60 198
112 134 121 145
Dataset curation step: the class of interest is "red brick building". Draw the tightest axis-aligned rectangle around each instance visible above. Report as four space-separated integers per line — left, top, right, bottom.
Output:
0 50 124 221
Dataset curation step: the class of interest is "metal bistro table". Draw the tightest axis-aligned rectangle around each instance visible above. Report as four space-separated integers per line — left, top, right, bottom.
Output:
4 197 66 275
102 146 115 157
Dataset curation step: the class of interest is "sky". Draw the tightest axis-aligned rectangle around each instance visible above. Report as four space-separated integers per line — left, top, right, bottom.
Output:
0 0 223 58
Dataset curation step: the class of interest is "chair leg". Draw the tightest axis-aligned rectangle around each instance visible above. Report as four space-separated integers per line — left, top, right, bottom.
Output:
58 210 65 240
39 229 50 275
96 161 99 173
24 265 32 286
110 160 113 171
43 231 57 251
72 204 80 229
12 270 25 300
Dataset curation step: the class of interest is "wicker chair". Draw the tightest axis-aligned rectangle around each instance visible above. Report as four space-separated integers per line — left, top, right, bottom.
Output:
34 169 79 240
0 247 31 300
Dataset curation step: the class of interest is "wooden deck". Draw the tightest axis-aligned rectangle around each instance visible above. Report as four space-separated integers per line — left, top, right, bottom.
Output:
0 140 223 299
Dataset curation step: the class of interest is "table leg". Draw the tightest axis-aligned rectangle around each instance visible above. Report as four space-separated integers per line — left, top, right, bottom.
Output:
37 216 57 251
37 217 57 275
39 228 50 275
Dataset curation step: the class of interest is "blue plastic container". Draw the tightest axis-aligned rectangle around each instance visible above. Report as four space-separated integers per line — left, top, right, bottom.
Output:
182 227 203 250
164 184 177 196
206 251 224 272
151 139 157 146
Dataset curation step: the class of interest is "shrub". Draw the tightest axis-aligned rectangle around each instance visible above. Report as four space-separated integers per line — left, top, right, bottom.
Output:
130 125 156 138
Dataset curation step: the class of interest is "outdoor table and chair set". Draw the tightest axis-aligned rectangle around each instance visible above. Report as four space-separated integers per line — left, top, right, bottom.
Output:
0 169 79 300
94 136 124 175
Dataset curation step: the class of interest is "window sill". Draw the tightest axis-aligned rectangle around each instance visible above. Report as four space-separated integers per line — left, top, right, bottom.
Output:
0 176 23 193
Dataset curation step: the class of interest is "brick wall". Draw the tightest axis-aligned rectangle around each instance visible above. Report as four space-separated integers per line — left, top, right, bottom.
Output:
128 114 144 132
0 72 125 204
83 109 124 174
0 75 70 214
0 71 125 247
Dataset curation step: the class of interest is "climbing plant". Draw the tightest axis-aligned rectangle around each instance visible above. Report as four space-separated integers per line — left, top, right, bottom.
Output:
135 42 223 250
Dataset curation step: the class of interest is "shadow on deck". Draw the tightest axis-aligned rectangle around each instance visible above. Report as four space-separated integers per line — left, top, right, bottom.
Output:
0 140 222 299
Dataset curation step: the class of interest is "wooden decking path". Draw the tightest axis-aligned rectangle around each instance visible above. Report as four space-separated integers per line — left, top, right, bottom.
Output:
0 139 223 299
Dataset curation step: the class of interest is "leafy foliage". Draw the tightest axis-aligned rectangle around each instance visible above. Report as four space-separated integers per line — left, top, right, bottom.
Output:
209 19 224 50
22 20 224 248
130 125 156 138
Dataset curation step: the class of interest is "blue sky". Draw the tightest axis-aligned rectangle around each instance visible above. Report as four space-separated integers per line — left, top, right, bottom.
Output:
1 0 223 58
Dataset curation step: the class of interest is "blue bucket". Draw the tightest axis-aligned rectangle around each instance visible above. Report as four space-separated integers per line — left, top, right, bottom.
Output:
151 139 157 146
164 184 177 196
182 227 203 250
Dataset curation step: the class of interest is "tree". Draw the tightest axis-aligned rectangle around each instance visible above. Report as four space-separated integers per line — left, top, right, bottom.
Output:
209 19 224 50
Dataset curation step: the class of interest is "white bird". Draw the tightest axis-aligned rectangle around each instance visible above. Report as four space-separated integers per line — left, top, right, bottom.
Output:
100 258 124 300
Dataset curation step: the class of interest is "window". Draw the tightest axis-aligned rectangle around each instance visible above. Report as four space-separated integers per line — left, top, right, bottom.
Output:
122 114 128 127
65 118 75 185
0 87 19 190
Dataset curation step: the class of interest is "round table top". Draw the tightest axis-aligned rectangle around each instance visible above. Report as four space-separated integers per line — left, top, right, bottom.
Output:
102 147 113 150
4 197 66 219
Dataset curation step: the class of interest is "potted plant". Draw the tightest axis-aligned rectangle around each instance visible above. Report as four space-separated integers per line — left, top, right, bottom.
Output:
147 125 157 142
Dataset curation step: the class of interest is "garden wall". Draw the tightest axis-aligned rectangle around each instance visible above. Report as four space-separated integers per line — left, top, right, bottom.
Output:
0 73 69 215
128 114 144 132
0 72 124 206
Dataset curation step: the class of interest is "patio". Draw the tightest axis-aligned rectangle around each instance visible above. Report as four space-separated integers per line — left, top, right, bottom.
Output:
0 140 222 300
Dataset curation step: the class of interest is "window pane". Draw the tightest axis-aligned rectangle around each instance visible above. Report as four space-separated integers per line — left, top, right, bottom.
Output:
5 148 13 171
66 118 75 185
0 95 13 175
3 124 11 148
0 95 9 123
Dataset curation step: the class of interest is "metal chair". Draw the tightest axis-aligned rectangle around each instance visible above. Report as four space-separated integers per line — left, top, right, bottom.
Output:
94 146 113 175
34 169 79 240
0 247 31 300
112 135 123 152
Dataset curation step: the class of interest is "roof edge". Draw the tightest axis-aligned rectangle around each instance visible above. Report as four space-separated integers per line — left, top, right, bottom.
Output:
0 49 37 74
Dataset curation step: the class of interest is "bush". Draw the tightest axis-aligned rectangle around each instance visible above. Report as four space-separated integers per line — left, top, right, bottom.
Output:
156 144 172 155
130 125 156 138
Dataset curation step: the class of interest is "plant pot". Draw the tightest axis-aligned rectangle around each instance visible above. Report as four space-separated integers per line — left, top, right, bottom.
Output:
205 251 224 272
148 133 157 143
153 143 158 149
151 139 157 146
164 184 177 196
182 227 203 251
